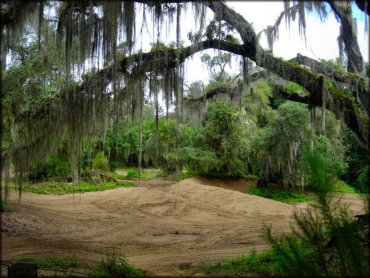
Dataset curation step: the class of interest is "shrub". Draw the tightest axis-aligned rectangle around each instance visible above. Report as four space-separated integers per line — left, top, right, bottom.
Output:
356 166 369 193
248 186 313 203
201 249 275 276
93 151 110 172
263 193 369 277
127 168 139 178
13 254 78 269
18 181 134 195
109 161 123 171
47 154 70 178
90 250 142 278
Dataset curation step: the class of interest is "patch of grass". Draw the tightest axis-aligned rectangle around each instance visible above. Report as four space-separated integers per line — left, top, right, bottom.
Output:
90 250 143 278
109 171 127 180
126 168 163 179
11 180 134 195
201 249 275 277
331 180 361 194
178 168 196 180
248 186 313 203
304 180 365 195
244 174 259 180
13 255 78 269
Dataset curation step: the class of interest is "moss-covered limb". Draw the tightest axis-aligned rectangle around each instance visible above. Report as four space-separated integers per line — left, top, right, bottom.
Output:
205 1 257 59
272 83 308 104
202 0 369 146
291 54 366 85
324 79 370 149
291 53 369 115
327 1 364 73
8 36 370 150
122 39 246 77
184 71 308 104
184 84 230 102
256 50 321 93
255 52 368 145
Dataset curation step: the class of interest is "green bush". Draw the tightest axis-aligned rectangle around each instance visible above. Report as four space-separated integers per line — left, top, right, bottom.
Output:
331 180 359 194
17 181 134 195
178 167 196 180
248 186 313 203
263 193 369 277
93 151 110 172
13 254 78 269
125 168 162 179
304 135 345 192
90 250 143 278
178 147 217 175
47 154 70 178
127 168 139 178
201 249 275 276
179 101 247 178
356 166 369 193
109 161 123 171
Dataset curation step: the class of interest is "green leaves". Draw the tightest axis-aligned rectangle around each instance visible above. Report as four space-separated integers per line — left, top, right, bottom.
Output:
179 101 246 177
93 151 110 172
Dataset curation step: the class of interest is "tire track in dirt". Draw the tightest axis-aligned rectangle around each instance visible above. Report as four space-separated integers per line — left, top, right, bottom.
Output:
2 177 366 276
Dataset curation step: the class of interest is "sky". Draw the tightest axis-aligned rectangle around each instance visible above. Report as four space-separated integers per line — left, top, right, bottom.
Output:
172 1 369 84
8 1 368 87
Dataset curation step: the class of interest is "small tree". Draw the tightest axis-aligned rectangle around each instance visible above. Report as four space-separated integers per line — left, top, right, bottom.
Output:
263 147 369 277
93 151 110 172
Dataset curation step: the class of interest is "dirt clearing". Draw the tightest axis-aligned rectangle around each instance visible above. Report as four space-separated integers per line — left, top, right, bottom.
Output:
2 177 366 276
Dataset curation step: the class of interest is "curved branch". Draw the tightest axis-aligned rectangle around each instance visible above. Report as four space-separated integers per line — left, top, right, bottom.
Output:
184 71 308 104
55 36 370 149
327 1 364 73
202 1 369 148
290 53 369 115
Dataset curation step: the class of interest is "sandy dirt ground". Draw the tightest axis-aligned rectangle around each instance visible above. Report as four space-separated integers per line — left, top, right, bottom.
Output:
1 177 366 277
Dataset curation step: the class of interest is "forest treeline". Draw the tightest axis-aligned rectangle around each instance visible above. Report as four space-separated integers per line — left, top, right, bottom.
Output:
3 39 369 193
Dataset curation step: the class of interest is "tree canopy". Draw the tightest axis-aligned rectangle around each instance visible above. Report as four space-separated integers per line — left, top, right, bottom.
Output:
1 0 369 186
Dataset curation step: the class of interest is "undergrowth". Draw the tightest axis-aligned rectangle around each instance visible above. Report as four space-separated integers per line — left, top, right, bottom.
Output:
12 255 78 269
10 180 134 195
201 249 275 276
330 180 365 194
90 250 143 278
109 171 128 180
248 186 313 203
126 168 164 179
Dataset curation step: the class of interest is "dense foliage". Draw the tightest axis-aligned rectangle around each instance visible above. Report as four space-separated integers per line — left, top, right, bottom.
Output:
3 50 366 194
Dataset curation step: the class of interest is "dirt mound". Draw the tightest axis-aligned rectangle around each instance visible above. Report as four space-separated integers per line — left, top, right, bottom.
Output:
2 177 366 276
181 176 255 193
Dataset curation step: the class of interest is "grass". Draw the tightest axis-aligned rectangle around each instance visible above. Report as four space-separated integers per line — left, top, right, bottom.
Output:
201 249 275 277
304 180 366 195
244 174 259 180
10 180 134 195
90 250 143 278
331 180 363 194
125 167 164 179
12 254 78 269
248 186 313 203
109 171 128 180
178 168 196 180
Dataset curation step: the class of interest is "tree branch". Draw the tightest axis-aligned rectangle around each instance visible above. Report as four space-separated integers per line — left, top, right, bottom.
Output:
327 1 364 73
